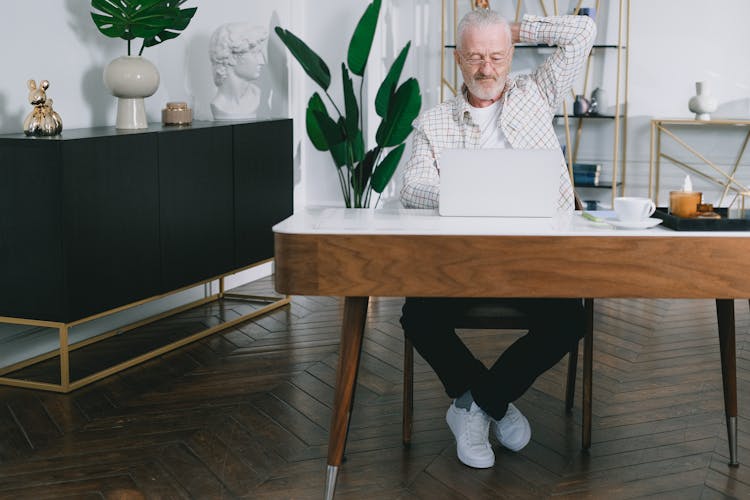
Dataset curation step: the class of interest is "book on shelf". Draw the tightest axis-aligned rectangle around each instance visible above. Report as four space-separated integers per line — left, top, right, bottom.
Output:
572 162 602 186
572 162 602 174
574 174 600 186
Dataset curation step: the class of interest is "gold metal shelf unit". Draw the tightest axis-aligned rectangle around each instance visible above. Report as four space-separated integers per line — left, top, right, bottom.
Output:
648 118 750 208
0 260 289 393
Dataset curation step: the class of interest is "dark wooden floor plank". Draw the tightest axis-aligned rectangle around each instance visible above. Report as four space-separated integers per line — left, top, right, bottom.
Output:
184 428 265 496
156 443 234 498
0 279 746 497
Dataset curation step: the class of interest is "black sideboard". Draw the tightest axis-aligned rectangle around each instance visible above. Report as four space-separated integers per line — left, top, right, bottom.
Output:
0 119 293 323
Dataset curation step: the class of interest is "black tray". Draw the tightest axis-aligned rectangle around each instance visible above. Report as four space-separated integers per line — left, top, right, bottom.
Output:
653 207 750 231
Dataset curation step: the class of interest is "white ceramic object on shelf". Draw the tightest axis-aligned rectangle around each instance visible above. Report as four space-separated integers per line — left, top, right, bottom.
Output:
590 87 607 115
103 56 160 129
688 81 717 121
209 23 268 121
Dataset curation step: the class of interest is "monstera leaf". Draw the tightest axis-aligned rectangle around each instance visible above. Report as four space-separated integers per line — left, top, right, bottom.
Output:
90 0 197 55
143 0 197 49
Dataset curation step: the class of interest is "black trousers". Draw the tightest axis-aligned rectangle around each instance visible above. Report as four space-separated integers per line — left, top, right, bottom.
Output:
400 297 585 420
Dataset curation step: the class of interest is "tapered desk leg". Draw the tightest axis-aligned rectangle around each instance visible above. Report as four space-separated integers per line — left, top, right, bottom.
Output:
403 337 414 445
582 298 594 450
565 341 578 414
325 296 369 500
716 299 739 467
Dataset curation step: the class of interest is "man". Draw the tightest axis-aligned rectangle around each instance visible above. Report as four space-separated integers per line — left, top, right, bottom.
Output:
399 10 595 469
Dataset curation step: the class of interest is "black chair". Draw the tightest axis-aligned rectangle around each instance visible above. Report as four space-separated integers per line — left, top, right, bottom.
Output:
402 298 594 446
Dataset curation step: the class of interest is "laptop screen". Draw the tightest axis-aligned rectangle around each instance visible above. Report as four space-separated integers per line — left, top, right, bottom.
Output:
438 148 563 217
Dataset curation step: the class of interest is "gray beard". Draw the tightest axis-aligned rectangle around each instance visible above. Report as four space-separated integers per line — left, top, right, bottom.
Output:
466 77 504 102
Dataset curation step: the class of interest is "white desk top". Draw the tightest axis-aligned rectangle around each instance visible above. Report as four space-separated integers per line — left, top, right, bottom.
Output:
273 207 750 237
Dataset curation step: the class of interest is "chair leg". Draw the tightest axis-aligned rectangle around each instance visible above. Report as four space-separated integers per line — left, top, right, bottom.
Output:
565 341 579 413
582 298 594 449
403 337 414 446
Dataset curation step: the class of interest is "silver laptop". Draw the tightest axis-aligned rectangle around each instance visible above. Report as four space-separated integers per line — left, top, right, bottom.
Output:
438 148 562 217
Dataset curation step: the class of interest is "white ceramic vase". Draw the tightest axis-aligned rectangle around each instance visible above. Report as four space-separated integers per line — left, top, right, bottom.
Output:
103 56 160 129
688 81 717 121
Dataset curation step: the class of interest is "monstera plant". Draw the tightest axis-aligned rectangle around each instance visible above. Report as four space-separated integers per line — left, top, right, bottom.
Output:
90 0 197 56
276 0 421 208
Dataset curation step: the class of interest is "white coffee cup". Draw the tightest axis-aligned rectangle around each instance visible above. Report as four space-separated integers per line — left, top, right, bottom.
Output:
614 197 656 222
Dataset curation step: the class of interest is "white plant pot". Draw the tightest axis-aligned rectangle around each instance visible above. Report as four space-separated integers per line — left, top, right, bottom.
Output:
103 56 160 129
688 81 718 121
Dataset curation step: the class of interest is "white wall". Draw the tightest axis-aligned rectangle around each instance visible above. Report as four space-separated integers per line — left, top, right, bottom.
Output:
2 1 749 209
387 0 750 208
0 1 297 129
0 0 309 206
627 0 750 204
295 0 750 208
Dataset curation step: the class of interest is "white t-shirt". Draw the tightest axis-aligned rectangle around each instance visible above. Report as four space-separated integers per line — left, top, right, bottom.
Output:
468 99 509 148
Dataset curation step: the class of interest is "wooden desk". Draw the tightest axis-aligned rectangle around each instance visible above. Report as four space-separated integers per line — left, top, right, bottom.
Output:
274 208 749 498
648 118 750 206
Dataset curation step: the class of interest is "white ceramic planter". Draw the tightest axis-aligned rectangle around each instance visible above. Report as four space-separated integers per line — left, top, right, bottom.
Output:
103 56 160 129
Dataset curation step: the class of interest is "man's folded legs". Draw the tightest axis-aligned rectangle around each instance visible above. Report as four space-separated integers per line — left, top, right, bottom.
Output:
400 297 583 468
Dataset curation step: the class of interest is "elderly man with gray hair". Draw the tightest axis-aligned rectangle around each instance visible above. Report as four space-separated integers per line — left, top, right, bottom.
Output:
400 9 595 469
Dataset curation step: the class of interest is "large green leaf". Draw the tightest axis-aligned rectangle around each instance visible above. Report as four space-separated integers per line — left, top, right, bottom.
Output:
375 42 410 118
91 0 165 39
143 27 180 47
350 130 365 164
143 2 197 48
329 141 349 168
90 0 127 19
275 27 331 91
313 110 347 167
371 144 405 193
306 93 330 151
341 64 359 140
376 78 421 147
90 0 195 51
347 0 381 76
91 12 128 38
351 149 377 195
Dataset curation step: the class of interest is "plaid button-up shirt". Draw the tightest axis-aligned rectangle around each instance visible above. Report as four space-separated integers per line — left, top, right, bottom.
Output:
400 14 596 211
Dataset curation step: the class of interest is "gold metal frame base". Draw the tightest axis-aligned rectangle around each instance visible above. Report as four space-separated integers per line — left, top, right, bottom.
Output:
649 119 750 207
0 261 289 393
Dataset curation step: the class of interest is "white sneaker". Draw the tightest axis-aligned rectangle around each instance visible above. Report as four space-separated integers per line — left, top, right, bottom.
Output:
445 401 495 468
492 403 531 452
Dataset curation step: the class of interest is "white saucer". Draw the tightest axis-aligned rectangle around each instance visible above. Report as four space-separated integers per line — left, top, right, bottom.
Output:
606 217 663 229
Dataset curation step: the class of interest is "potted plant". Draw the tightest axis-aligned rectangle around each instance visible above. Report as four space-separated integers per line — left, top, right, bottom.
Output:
90 0 198 129
275 0 421 208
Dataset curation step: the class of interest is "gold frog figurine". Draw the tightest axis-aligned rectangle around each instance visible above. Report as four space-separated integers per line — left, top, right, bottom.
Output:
23 79 63 136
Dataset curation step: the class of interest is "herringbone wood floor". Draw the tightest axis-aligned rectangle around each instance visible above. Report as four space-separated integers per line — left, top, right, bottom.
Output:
0 276 748 499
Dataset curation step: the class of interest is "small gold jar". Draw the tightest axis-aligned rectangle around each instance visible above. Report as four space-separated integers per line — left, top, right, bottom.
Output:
162 102 192 126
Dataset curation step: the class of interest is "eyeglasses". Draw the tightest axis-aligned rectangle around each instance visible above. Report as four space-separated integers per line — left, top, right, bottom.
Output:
460 53 510 67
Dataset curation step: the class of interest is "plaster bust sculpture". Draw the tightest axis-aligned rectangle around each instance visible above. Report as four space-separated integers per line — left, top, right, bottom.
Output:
209 23 268 121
